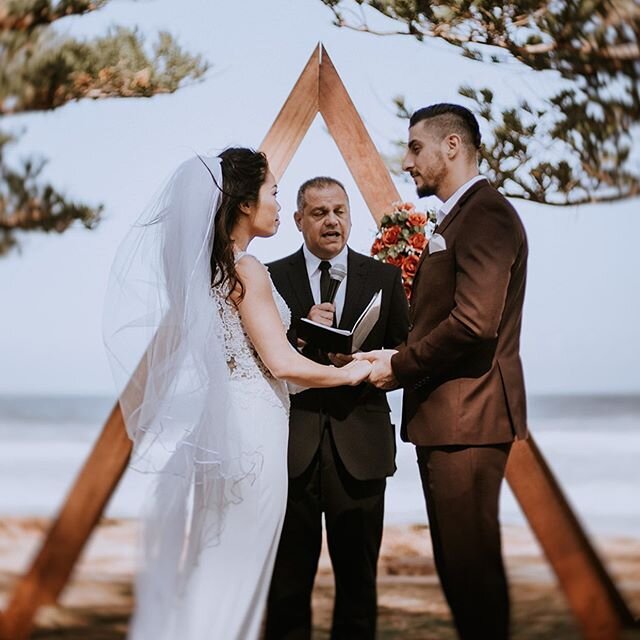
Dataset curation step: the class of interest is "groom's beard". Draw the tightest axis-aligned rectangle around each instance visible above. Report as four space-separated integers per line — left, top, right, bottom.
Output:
417 183 436 198
414 152 447 199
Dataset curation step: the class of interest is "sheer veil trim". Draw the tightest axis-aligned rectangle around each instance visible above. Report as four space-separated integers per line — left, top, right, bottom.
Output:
103 155 262 632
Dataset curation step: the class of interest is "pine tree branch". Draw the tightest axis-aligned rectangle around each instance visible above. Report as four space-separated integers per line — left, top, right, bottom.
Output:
0 198 100 232
0 0 106 32
0 27 208 115
323 0 640 207
322 1 640 72
0 1 208 255
0 136 101 255
0 191 101 255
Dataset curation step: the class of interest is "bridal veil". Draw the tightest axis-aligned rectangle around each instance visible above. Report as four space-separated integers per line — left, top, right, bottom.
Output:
103 155 262 634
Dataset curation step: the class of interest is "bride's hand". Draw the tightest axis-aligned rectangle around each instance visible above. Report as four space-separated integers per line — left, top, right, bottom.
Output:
341 358 373 386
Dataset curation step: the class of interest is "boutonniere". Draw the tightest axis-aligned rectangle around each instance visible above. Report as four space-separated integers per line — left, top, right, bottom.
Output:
370 202 437 299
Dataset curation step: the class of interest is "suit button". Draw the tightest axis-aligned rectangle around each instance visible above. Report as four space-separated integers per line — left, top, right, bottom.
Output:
408 322 414 331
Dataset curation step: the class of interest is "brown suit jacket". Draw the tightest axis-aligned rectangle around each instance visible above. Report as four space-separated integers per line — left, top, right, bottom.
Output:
391 180 528 446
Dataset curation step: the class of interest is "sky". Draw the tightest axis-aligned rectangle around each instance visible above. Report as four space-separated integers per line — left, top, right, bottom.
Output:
0 0 639 396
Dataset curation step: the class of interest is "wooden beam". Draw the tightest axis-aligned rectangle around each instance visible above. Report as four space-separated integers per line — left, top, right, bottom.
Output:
0 44 328 640
506 438 637 638
0 403 132 640
314 45 637 634
318 45 399 224
1 42 636 640
260 44 320 180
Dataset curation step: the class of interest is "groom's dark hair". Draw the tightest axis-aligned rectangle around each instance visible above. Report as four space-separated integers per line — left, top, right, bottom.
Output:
410 103 482 153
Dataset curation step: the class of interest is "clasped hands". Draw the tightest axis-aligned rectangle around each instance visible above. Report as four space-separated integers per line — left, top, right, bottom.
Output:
325 349 398 389
326 349 398 389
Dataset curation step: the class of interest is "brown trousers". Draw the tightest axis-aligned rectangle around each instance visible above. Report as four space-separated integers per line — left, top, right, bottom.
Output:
416 443 512 640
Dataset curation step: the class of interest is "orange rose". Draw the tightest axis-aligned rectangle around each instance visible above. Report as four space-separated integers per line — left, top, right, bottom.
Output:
401 254 420 278
382 225 401 246
385 254 403 267
407 213 427 227
371 237 384 255
409 232 427 251
397 202 416 213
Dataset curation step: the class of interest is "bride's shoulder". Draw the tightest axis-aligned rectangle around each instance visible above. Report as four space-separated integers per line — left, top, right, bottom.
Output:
235 253 270 288
235 252 265 270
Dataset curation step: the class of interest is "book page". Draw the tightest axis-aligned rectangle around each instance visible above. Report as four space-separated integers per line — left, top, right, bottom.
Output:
352 290 382 351
298 318 351 336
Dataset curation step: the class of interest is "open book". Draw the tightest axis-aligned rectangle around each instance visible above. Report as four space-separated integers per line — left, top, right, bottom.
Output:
297 290 382 354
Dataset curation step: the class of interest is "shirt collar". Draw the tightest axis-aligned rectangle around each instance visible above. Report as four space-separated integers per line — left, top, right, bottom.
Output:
302 243 349 275
436 175 487 226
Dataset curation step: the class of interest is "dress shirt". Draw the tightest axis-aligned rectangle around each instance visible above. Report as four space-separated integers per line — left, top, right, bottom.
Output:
302 244 349 326
436 175 487 226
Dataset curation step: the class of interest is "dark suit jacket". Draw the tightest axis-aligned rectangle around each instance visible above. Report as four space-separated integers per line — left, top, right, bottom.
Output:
391 180 528 446
268 247 409 480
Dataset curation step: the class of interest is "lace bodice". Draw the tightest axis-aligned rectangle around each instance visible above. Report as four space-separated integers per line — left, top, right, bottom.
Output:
210 252 291 410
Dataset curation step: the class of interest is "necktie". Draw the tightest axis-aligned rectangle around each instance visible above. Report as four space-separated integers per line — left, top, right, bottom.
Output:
319 260 332 303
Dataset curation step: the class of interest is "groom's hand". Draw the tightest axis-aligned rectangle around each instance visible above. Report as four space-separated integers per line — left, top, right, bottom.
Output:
308 302 335 326
354 349 399 390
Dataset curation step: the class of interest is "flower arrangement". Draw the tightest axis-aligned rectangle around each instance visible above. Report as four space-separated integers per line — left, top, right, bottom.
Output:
371 202 437 299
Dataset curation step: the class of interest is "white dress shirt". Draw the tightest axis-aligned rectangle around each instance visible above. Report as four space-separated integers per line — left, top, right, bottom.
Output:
302 243 349 326
436 175 487 226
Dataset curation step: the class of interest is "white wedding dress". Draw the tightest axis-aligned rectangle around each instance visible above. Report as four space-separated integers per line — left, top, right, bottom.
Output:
131 253 291 640
105 156 293 640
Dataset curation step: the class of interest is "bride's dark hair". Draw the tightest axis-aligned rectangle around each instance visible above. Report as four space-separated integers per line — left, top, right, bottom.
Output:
209 147 269 303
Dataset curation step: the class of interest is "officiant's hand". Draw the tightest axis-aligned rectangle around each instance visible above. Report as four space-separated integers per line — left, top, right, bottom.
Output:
308 302 335 326
354 349 399 390
327 352 353 367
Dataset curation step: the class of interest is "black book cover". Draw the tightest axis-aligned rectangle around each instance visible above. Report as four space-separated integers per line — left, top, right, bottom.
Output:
296 290 382 354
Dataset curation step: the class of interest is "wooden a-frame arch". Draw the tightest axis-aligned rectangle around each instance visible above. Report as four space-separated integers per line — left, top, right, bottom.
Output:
0 44 636 640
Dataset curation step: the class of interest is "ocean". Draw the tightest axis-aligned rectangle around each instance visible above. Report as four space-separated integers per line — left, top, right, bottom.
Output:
0 392 638 540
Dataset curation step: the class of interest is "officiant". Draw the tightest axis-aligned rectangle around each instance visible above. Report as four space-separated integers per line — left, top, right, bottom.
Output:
265 177 409 639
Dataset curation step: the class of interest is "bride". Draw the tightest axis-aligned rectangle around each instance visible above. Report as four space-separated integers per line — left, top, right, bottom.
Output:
104 148 371 639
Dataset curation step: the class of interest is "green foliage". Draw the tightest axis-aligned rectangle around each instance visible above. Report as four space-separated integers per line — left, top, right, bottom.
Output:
0 0 208 255
322 0 640 205
0 134 101 254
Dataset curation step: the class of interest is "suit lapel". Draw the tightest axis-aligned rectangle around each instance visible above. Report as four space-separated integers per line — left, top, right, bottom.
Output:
286 247 315 315
339 249 370 330
435 179 489 237
413 180 491 281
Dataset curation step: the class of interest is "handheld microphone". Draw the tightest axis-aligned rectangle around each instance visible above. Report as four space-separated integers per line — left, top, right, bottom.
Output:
326 264 347 304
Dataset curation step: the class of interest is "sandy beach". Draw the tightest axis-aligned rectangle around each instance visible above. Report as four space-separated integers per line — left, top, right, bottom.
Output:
1 518 638 639
1 394 638 638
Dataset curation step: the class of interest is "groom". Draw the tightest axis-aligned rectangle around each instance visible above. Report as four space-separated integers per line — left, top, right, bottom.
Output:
265 177 409 639
358 104 528 640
